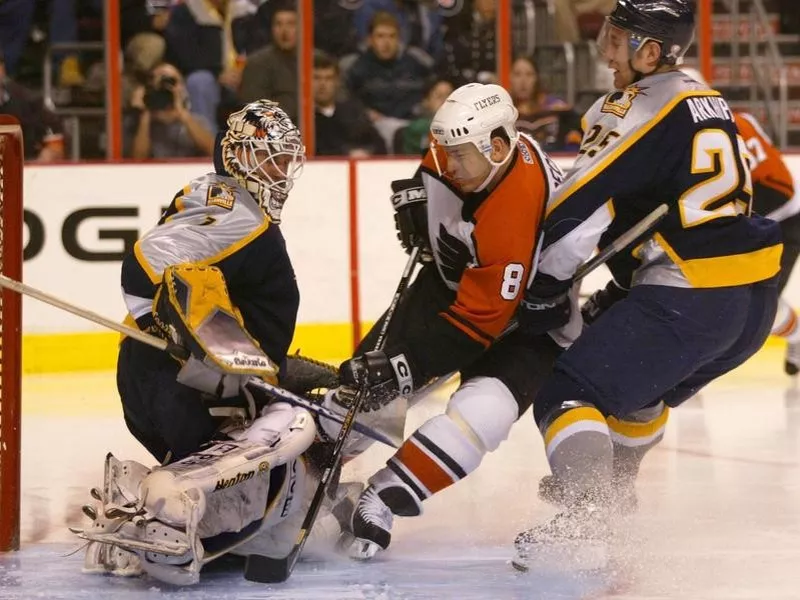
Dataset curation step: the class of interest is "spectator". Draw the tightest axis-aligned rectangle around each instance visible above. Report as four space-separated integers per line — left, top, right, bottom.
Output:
121 1 172 107
230 0 273 55
510 55 568 117
314 1 360 59
399 77 453 155
234 0 358 59
510 55 581 152
121 1 172 76
354 0 444 61
346 11 432 150
553 0 616 44
125 62 215 159
438 0 497 84
164 0 249 130
0 0 36 77
239 3 299 123
313 52 385 157
0 48 65 161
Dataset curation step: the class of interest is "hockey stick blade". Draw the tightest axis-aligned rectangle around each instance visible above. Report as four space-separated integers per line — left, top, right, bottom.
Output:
244 551 291 583
246 378 401 448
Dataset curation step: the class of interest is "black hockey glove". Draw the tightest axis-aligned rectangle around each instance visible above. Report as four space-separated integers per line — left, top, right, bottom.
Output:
391 178 432 261
339 350 414 397
517 274 572 336
581 279 629 326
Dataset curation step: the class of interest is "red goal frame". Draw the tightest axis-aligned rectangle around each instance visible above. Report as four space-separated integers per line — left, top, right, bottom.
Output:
0 115 24 551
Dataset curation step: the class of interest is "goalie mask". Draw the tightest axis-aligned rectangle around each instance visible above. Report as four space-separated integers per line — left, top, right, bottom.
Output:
429 83 519 193
220 100 305 223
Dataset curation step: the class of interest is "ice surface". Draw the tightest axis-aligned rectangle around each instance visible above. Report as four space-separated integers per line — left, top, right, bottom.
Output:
2 346 800 599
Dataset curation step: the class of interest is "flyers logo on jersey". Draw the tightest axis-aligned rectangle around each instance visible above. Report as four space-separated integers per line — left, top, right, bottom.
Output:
601 85 647 118
206 182 236 210
437 223 475 284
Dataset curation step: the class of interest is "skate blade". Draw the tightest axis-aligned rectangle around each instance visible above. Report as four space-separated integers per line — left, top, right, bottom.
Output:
74 531 190 557
349 537 382 561
512 539 608 573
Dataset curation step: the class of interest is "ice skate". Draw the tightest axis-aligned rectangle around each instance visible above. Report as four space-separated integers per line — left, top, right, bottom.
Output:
349 485 394 560
785 340 800 376
538 473 638 513
78 453 151 576
512 493 610 573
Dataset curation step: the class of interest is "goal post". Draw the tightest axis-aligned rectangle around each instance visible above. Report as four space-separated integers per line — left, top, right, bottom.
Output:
0 115 23 551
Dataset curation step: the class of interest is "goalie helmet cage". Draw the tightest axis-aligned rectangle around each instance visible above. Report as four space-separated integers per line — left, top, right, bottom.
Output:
0 115 23 551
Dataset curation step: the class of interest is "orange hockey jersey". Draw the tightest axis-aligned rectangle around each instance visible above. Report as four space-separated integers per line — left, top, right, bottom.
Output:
735 112 795 215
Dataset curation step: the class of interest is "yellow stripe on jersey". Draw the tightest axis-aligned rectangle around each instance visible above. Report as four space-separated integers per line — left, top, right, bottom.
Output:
547 90 722 218
134 240 162 284
135 218 271 284
654 233 782 287
607 406 669 447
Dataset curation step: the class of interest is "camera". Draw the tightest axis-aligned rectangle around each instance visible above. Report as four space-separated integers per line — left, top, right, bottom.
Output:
144 75 178 111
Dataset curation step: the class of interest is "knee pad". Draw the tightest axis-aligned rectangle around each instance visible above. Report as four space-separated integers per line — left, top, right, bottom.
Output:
446 376 518 453
772 297 800 341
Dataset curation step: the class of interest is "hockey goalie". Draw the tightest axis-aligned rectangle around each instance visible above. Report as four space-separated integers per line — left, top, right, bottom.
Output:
72 100 360 586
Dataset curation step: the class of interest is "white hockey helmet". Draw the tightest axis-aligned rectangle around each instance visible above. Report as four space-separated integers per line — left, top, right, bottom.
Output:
220 100 305 223
429 83 519 191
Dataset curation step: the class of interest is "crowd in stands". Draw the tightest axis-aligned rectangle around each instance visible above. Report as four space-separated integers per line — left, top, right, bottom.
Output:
1 0 793 162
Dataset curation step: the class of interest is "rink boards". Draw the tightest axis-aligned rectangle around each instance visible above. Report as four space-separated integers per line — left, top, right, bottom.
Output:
20 155 800 372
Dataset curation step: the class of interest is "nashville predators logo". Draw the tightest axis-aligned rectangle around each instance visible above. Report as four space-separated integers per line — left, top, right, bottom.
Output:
601 85 647 118
206 182 236 210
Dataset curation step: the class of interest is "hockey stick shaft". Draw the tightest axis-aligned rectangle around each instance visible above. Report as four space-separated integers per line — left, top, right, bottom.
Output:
0 274 394 445
245 245 422 583
0 274 188 359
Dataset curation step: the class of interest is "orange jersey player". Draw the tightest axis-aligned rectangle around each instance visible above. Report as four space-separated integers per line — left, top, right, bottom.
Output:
735 111 800 375
317 83 565 560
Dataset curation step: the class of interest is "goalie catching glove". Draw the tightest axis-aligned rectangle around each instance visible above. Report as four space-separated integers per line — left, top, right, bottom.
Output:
153 264 278 396
390 178 432 260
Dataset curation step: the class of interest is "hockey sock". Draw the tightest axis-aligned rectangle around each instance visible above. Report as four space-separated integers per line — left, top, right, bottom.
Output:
607 401 669 483
384 376 517 508
541 402 613 504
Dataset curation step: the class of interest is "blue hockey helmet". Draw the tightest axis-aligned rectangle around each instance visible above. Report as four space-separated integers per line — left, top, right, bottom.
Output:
605 0 696 66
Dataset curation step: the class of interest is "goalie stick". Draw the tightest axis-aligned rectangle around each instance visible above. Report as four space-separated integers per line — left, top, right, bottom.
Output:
0 275 397 448
243 245 423 584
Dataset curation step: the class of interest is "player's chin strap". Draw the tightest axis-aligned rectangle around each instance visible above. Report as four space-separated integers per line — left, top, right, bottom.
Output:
473 141 518 193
